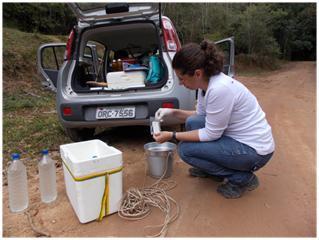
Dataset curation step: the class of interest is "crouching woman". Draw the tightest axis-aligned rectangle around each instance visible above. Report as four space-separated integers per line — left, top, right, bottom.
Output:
153 40 275 199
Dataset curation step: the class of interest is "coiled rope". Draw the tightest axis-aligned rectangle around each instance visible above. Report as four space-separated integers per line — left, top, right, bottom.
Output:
118 152 180 237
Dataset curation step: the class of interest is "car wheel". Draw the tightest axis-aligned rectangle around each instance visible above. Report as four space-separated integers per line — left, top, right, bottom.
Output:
65 128 95 142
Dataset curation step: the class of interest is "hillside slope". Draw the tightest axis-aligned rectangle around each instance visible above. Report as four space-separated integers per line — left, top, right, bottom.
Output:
3 28 68 163
3 27 67 92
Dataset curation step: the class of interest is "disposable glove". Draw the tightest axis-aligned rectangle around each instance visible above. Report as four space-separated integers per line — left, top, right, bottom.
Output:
155 108 174 122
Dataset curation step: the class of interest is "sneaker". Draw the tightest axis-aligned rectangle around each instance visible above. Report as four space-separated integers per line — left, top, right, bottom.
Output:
188 167 224 182
217 175 259 199
246 174 259 191
217 182 243 199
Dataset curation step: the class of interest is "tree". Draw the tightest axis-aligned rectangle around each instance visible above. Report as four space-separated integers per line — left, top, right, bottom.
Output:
3 3 76 34
232 4 280 58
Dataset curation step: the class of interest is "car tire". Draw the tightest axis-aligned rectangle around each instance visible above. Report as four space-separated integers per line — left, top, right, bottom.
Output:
65 127 95 142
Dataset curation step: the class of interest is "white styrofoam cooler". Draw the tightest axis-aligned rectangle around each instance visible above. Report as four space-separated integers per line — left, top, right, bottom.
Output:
60 139 123 223
106 71 146 89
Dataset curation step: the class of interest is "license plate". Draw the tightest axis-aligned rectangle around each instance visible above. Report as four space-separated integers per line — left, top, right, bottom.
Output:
96 106 135 119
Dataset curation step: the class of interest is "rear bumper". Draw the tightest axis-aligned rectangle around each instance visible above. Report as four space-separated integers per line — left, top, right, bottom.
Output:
60 118 183 128
58 97 180 128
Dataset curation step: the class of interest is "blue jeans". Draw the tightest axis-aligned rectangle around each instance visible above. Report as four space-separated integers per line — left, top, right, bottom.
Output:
178 115 273 186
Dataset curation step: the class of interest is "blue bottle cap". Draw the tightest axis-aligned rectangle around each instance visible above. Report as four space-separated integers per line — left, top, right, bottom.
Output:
11 153 20 160
42 149 49 155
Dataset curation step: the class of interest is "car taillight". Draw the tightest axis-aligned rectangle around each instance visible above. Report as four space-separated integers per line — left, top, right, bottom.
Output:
65 29 75 61
162 102 174 108
63 107 73 116
162 16 181 52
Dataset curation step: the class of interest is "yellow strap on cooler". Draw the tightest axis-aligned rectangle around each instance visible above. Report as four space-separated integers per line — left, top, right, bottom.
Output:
62 160 123 221
98 174 110 221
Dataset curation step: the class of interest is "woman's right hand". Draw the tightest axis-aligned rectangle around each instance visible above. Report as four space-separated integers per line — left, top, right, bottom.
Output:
153 131 173 143
155 108 175 122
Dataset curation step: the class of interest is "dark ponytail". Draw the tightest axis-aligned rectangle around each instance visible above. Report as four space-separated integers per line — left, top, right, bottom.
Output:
172 39 224 77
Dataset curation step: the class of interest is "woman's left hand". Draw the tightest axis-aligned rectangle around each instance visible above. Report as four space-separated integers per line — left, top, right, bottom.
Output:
153 131 172 143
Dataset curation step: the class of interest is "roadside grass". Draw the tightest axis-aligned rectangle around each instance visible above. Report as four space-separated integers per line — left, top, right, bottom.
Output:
3 112 68 154
3 90 54 111
3 90 69 165
235 54 284 77
3 27 69 166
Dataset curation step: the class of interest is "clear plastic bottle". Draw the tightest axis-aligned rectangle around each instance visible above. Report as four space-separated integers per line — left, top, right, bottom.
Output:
112 59 117 70
38 149 57 203
118 59 122 71
8 153 29 212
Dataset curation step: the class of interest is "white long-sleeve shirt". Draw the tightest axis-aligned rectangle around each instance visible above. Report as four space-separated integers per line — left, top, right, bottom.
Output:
197 73 275 155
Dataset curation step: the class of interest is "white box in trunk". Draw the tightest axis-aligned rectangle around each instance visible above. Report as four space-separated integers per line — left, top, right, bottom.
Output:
106 71 146 89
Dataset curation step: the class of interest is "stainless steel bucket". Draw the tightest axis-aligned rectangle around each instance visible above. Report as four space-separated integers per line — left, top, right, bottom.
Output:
144 142 177 179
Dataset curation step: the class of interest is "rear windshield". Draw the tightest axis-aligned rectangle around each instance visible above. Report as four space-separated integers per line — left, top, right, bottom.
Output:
76 3 106 12
74 3 158 14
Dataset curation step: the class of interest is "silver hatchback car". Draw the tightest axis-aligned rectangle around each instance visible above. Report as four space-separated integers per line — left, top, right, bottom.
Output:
37 3 234 141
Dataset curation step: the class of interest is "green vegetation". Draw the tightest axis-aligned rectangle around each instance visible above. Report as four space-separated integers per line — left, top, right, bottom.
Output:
163 3 316 64
3 2 316 68
3 91 52 111
3 3 75 34
3 2 316 65
3 110 68 156
3 28 69 164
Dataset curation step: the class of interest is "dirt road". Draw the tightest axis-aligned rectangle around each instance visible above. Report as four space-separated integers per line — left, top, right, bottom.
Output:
2 62 316 237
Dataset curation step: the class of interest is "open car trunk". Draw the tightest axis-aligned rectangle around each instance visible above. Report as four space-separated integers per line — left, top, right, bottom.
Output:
72 21 168 93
